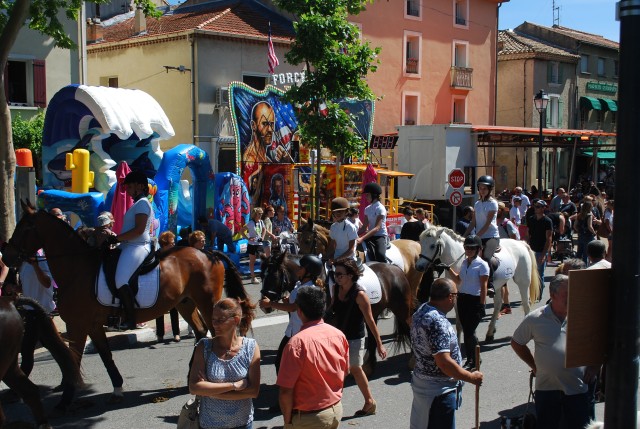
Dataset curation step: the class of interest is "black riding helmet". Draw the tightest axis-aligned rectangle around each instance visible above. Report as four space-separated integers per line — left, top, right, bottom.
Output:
363 182 382 198
123 170 149 186
476 175 495 190
463 235 482 249
298 255 323 278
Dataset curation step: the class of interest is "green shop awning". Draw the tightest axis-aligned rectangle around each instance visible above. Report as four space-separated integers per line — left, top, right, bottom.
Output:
580 96 602 111
598 98 618 112
582 151 616 159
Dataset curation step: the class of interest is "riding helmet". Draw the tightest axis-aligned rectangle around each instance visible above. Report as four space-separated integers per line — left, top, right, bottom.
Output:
299 255 323 278
476 175 495 190
123 170 149 186
463 235 482 248
363 182 382 197
331 197 350 212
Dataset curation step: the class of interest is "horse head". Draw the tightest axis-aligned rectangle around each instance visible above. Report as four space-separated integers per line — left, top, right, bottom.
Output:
297 219 329 255
2 200 42 267
259 251 293 313
416 226 444 272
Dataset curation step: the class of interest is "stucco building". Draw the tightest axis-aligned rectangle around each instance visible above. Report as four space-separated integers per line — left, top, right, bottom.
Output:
86 0 299 172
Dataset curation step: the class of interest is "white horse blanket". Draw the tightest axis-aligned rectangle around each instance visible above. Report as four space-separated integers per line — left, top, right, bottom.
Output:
365 241 404 272
95 265 160 308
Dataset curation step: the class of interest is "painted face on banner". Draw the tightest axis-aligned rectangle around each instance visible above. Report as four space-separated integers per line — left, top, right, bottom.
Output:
252 103 275 147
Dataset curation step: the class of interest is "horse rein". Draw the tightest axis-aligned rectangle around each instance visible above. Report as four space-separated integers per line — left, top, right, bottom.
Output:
418 240 465 271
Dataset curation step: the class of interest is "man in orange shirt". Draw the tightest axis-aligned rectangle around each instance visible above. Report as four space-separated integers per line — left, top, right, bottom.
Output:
277 286 349 429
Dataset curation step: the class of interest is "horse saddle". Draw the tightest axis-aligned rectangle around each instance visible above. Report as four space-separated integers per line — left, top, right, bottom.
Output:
361 240 404 270
96 247 161 308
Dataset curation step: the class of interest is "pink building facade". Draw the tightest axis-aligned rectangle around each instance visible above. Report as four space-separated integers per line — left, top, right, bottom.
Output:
353 0 503 135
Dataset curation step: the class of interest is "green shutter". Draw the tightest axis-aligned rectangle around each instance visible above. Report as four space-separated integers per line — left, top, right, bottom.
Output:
546 102 551 127
547 63 552 83
558 64 563 83
558 99 564 128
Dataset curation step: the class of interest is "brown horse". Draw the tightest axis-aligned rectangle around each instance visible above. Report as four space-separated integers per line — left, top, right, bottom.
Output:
260 251 414 374
297 219 433 297
2 202 249 402
0 296 82 428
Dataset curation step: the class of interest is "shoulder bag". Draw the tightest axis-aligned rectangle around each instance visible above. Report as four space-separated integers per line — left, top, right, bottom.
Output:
177 339 211 429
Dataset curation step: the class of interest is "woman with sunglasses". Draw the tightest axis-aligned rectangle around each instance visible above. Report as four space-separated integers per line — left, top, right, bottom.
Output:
443 235 488 370
189 297 260 429
330 258 387 416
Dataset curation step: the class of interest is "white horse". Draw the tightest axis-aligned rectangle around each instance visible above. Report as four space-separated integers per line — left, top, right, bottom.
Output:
415 226 541 341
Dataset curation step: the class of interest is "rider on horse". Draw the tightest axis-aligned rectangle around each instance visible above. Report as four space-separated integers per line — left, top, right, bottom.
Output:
114 170 154 330
463 175 499 297
357 183 388 263
327 197 359 265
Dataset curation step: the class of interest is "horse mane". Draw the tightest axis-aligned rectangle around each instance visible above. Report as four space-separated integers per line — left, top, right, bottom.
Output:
420 225 465 244
438 226 465 244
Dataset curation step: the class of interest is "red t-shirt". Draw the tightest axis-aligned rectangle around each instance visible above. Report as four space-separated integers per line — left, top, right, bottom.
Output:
276 320 349 411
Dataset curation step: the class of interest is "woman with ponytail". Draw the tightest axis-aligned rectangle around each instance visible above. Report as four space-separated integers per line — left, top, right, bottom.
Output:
189 297 260 429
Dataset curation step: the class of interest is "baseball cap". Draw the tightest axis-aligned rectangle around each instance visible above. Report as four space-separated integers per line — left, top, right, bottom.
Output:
534 200 547 208
97 213 112 226
513 196 522 202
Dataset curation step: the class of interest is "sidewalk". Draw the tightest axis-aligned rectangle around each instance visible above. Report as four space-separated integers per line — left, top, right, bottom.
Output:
46 314 193 355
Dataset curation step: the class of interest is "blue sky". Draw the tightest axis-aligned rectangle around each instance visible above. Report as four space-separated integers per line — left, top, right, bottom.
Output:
498 0 620 42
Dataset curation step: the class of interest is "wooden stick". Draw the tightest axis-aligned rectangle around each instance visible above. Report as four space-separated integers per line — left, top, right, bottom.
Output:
475 344 481 429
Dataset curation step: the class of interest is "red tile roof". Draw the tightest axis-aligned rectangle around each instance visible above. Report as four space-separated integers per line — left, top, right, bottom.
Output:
518 22 619 51
498 30 580 61
94 0 294 45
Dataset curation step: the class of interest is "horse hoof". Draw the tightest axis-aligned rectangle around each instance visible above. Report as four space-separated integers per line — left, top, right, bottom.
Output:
107 394 124 404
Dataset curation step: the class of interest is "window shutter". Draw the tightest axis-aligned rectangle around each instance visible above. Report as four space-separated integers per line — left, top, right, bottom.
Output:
558 64 563 83
547 62 552 83
558 99 564 128
33 60 46 107
546 103 551 127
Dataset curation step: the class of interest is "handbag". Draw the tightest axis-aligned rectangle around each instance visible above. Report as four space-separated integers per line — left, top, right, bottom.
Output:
177 396 200 429
500 373 536 429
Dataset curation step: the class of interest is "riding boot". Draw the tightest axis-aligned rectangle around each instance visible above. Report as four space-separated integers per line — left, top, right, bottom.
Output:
486 262 496 298
118 284 137 330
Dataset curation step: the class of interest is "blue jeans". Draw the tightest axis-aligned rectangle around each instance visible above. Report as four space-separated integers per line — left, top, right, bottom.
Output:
410 374 459 429
534 251 547 293
534 390 592 429
428 390 457 429
577 235 596 265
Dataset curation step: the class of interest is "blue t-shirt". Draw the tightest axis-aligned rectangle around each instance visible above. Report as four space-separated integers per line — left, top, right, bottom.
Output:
411 302 461 381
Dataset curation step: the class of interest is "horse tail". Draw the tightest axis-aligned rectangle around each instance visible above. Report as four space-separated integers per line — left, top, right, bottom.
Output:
15 297 83 388
392 309 413 353
209 251 249 302
525 244 541 304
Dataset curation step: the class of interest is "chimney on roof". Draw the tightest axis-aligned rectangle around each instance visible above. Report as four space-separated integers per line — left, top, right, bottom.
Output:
134 5 146 35
87 18 104 44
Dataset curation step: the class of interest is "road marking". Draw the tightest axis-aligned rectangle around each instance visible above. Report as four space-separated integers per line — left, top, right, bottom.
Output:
252 314 289 328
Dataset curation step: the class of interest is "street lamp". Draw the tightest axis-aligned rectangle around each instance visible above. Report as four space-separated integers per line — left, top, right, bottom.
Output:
534 89 549 197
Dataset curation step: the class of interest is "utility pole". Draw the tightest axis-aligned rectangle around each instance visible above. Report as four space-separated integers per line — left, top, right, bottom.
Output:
605 2 640 427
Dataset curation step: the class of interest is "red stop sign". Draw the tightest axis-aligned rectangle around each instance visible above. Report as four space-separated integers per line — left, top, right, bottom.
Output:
448 169 465 189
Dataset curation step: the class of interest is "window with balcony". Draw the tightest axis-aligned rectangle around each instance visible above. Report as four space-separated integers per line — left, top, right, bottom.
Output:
597 57 606 76
580 55 590 74
547 61 562 84
402 92 420 126
405 0 421 20
4 59 46 108
403 31 422 77
452 96 466 123
451 41 472 89
454 0 469 28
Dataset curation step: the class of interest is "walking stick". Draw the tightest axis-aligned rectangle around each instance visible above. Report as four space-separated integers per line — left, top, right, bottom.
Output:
475 344 481 429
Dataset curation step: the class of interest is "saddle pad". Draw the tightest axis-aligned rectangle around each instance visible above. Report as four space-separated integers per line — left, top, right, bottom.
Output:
95 265 160 308
327 264 382 305
386 243 405 271
493 251 516 285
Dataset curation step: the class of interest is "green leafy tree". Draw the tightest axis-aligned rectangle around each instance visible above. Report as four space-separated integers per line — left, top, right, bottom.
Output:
12 111 45 182
275 0 380 217
0 0 160 240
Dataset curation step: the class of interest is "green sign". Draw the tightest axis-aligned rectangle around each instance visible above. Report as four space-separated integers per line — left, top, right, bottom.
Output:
586 82 617 93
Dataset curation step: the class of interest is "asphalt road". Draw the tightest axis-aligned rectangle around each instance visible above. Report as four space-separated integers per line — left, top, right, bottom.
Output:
0 263 628 428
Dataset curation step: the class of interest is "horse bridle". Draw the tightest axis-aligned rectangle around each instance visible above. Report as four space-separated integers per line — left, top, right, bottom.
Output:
260 262 293 301
418 241 442 270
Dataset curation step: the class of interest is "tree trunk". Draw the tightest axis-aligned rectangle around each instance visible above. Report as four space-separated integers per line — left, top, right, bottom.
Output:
0 0 32 240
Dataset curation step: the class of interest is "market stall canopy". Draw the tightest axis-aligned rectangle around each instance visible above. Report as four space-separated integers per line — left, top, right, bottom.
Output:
376 169 414 178
472 125 616 148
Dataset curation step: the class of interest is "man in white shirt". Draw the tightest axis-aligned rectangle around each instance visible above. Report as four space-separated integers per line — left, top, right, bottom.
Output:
511 187 530 219
586 240 611 269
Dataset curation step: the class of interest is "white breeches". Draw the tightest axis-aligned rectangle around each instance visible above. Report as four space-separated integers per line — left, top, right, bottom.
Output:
116 242 151 288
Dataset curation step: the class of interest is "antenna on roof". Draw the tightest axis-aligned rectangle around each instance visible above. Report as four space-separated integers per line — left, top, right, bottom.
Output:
553 0 560 26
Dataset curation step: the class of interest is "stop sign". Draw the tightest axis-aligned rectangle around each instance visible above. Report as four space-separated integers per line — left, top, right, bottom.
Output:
448 169 465 189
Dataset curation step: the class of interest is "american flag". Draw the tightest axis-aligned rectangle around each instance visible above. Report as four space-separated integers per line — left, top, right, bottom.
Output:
267 23 279 74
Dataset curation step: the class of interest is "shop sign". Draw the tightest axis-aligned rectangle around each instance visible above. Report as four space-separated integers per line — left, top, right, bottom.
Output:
271 70 307 86
586 82 617 94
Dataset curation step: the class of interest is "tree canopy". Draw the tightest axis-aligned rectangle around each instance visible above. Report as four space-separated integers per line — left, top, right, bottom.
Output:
275 0 380 158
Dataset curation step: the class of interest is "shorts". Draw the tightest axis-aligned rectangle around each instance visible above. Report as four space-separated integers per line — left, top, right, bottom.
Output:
348 338 364 367
247 244 263 255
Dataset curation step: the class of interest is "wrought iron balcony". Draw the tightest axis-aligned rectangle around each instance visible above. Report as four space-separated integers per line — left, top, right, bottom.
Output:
450 66 473 89
406 58 419 74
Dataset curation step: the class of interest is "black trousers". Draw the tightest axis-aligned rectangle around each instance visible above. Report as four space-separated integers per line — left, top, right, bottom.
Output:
156 308 180 337
457 293 484 363
365 235 387 263
274 335 291 375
